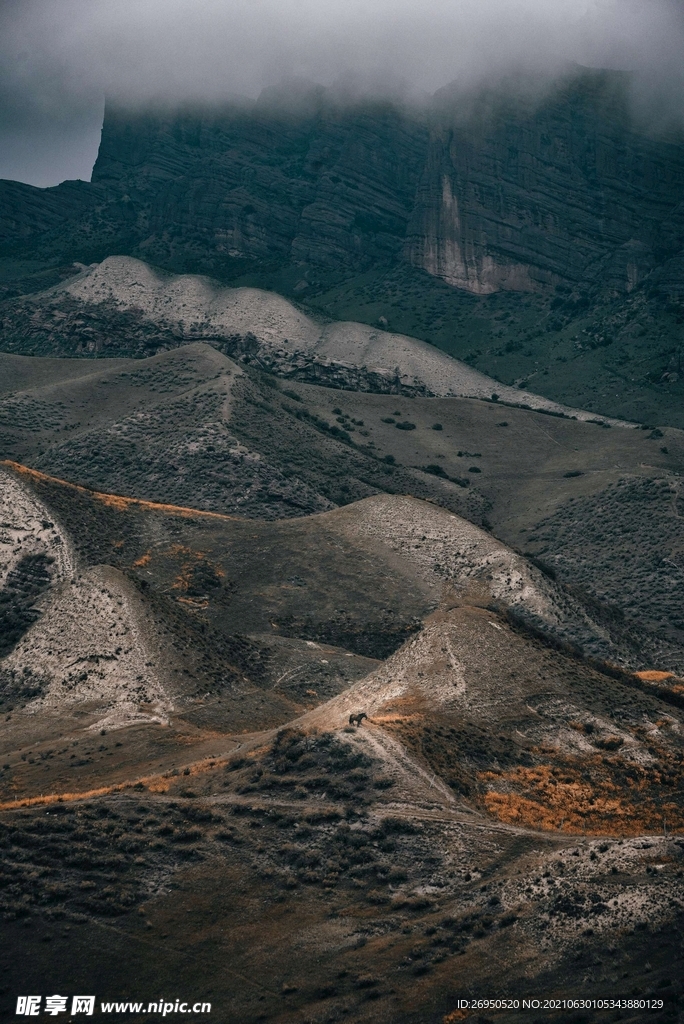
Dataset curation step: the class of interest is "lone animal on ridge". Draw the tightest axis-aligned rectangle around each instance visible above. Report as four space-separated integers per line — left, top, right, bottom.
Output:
349 712 367 726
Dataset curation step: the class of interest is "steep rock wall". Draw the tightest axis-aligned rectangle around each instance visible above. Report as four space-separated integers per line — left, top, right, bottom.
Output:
91 100 429 271
406 73 684 293
2 70 684 297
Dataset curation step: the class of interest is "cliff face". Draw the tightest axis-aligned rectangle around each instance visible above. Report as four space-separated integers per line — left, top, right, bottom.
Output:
2 70 684 298
90 100 430 272
406 74 684 294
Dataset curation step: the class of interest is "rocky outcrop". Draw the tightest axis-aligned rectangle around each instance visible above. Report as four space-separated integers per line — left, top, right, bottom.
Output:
406 72 684 293
1 69 684 297
89 98 430 272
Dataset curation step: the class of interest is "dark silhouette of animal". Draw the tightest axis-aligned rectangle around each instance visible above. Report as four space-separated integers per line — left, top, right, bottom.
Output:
349 712 367 726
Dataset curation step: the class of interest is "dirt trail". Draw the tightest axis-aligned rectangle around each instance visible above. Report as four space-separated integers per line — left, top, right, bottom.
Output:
0 717 666 847
0 748 564 842
349 724 459 810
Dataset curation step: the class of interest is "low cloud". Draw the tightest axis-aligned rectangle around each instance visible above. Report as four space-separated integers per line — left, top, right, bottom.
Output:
1 0 683 185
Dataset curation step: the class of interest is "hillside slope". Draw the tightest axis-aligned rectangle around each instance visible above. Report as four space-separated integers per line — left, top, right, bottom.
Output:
2 336 683 654
0 255 634 421
0 466 682 1022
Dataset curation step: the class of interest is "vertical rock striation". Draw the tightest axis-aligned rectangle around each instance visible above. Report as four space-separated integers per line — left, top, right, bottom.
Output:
1 69 684 298
406 70 684 294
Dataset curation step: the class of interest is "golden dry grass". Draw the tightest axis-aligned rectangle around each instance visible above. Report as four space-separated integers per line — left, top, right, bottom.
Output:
635 670 677 682
0 753 231 812
2 460 239 521
481 758 684 836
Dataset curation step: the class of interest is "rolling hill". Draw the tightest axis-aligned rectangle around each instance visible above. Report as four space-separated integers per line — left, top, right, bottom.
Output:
0 458 683 1022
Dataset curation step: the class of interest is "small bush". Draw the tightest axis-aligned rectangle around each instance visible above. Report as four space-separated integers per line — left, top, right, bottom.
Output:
431 423 443 430
395 421 416 431
379 815 417 835
388 866 408 882
595 736 624 751
373 776 395 789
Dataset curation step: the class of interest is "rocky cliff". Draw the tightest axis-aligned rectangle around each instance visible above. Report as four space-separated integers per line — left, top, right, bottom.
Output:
406 72 684 295
91 97 430 274
1 69 684 299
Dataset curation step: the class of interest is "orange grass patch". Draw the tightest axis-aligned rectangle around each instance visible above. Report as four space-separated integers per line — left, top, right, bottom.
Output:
2 461 238 521
635 670 677 683
481 760 684 836
0 754 231 812
176 596 209 608
168 544 205 558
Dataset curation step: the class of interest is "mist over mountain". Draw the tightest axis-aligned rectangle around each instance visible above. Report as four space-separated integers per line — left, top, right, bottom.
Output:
3 65 684 287
2 0 684 185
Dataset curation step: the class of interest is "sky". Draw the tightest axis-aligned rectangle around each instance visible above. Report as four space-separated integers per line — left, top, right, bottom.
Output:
1 0 683 187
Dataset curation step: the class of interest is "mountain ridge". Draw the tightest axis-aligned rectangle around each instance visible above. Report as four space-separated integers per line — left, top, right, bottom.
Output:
2 68 684 300
1 255 634 423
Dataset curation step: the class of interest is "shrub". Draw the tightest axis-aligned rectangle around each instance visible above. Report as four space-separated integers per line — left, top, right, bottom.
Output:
378 815 417 835
431 423 443 430
388 866 408 882
396 421 416 431
373 776 395 789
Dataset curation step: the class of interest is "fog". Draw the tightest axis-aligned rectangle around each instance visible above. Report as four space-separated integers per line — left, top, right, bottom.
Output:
1 0 683 186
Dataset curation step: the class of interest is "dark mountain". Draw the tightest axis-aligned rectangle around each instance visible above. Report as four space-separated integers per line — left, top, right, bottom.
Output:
2 68 684 301
408 72 684 296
